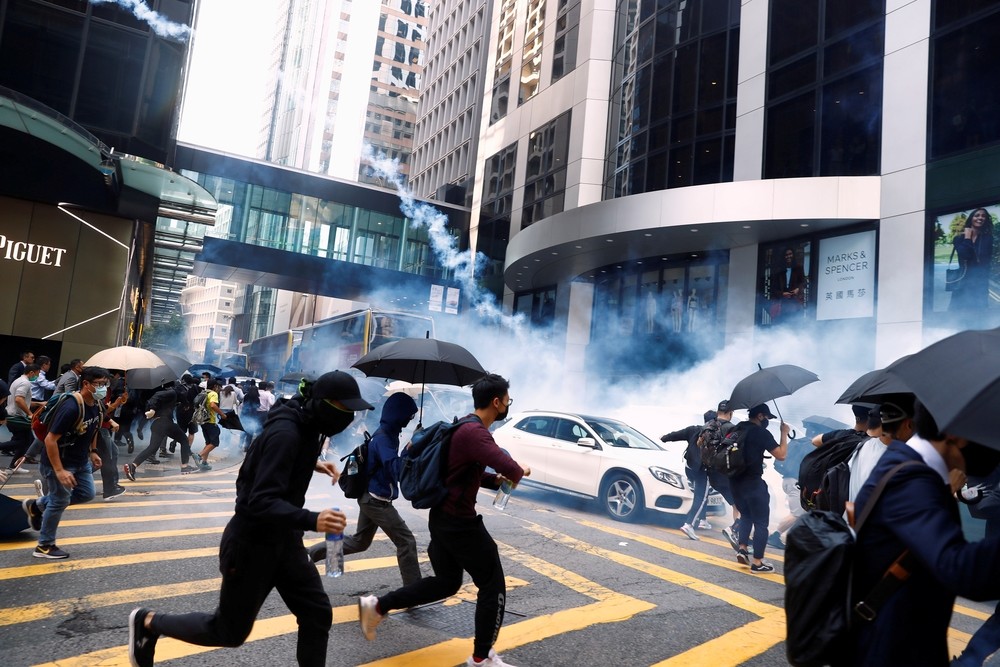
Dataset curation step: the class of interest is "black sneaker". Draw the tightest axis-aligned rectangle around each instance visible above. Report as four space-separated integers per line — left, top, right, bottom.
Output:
104 486 127 501
128 607 158 667
308 543 327 563
736 548 750 565
33 543 69 559
127 440 134 454
751 561 775 573
123 463 137 482
22 498 42 531
144 457 161 465
158 449 173 457
168 442 177 453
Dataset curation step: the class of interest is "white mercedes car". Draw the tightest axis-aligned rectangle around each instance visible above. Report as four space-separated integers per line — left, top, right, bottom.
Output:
492 410 725 522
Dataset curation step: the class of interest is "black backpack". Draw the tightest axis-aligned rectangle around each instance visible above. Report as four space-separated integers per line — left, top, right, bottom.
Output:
338 431 376 499
784 460 922 667
797 429 868 511
710 422 749 477
697 419 734 470
399 417 478 509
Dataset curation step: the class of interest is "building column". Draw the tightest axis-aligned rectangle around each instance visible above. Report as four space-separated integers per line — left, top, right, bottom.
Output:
564 280 594 392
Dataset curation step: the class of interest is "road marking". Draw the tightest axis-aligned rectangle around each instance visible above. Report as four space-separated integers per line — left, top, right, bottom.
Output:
0 526 226 552
55 511 234 527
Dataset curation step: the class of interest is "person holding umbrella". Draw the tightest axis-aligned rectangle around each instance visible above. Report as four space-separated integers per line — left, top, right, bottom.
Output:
731 404 789 573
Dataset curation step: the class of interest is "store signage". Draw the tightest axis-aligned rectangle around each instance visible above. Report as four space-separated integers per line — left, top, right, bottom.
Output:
816 230 876 320
0 234 68 267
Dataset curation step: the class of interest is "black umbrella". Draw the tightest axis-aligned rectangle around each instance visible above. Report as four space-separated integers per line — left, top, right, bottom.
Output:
219 411 245 432
125 365 180 390
885 328 1000 449
188 363 222 377
155 352 193 377
835 355 913 404
352 336 486 423
729 364 820 437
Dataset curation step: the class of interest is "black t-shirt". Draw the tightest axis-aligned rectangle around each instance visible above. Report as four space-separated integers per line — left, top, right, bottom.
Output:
739 422 780 476
41 396 101 467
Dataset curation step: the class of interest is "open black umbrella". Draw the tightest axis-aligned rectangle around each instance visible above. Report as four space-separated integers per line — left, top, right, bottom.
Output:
188 363 222 377
156 352 193 377
835 355 913 404
125 365 180 390
352 336 486 423
729 363 819 437
729 364 820 409
885 328 1000 448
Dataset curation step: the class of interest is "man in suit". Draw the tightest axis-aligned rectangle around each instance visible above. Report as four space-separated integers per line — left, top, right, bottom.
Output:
847 400 1000 666
7 350 34 386
771 247 807 321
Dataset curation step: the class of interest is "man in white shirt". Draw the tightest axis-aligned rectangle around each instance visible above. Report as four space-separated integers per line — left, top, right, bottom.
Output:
257 382 275 413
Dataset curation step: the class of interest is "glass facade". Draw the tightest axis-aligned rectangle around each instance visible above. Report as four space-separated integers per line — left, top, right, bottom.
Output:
522 111 571 228
929 1 1000 160
183 171 455 281
0 0 191 164
606 0 740 198
764 0 884 179
518 0 545 105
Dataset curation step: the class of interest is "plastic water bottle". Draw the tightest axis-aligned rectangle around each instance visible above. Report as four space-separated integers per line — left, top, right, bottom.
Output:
492 479 516 510
346 454 359 476
325 506 344 578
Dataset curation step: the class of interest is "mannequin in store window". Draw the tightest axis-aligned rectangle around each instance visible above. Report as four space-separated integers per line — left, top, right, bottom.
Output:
687 288 699 332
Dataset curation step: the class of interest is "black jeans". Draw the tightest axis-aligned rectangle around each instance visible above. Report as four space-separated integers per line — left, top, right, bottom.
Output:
730 474 771 559
379 509 505 658
150 517 331 667
133 417 189 467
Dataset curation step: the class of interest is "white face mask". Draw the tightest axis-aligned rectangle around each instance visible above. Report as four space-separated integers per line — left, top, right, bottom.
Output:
93 385 108 400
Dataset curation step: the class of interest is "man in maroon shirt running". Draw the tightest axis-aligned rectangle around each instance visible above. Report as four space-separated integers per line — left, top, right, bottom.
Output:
357 373 529 667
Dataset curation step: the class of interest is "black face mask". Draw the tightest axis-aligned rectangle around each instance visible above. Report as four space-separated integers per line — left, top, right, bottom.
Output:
760 418 770 430
962 442 1000 477
310 399 356 436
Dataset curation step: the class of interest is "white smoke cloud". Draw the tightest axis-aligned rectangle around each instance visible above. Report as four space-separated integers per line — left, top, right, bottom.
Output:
90 0 193 42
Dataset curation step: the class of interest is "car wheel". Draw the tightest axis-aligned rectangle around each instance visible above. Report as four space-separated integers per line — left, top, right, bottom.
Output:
601 473 644 522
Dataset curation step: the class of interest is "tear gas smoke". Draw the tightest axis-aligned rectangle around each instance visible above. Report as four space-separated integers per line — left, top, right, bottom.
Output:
91 0 193 42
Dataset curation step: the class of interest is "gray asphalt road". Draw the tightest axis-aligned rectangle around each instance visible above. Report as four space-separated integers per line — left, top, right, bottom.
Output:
0 459 993 666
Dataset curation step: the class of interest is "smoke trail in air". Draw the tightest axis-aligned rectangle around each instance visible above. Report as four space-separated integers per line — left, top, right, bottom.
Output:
90 0 193 42
361 144 528 336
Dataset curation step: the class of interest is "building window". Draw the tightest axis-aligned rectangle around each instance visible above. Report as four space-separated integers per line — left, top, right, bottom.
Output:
522 111 571 228
552 0 581 83
606 0 739 198
763 0 884 178
491 0 517 124
519 0 546 105
479 142 517 298
929 2 1000 160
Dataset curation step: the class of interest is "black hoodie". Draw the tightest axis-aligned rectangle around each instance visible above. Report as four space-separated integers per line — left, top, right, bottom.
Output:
233 396 325 538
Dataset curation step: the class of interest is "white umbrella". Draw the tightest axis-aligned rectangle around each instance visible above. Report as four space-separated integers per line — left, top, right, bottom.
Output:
84 346 166 370
383 380 426 397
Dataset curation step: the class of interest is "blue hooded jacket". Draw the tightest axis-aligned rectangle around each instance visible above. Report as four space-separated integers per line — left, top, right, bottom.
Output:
367 392 418 500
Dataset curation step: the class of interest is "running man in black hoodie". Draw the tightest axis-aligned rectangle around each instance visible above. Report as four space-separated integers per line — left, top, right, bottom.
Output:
127 371 373 667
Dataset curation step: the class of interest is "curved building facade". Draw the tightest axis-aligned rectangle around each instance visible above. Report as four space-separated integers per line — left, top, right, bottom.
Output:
470 0 1000 380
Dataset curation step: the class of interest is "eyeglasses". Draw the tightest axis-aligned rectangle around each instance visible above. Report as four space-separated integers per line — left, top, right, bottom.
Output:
90 381 109 388
500 397 513 407
323 398 353 413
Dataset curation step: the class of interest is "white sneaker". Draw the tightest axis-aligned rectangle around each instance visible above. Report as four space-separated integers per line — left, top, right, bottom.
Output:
358 595 384 641
33 479 44 497
466 648 518 667
697 519 712 530
679 523 699 541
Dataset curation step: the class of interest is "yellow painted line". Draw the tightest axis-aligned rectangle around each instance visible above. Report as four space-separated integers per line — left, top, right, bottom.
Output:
33 543 653 667
652 610 787 666
955 604 991 621
64 498 235 510
0 526 226 552
4 556 434 628
0 547 218 581
56 511 234 527
579 519 783 584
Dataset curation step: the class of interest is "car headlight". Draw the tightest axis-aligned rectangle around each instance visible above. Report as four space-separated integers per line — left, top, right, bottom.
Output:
649 466 684 489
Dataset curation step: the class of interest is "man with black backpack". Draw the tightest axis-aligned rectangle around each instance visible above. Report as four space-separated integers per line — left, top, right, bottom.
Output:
308 391 422 585
661 407 719 540
357 373 529 667
731 403 788 573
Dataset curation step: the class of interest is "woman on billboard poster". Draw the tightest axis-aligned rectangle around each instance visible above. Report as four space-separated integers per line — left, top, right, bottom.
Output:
949 207 996 311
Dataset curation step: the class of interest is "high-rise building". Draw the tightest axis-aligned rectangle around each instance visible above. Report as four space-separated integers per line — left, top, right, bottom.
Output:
259 0 429 185
469 0 1000 382
409 0 494 207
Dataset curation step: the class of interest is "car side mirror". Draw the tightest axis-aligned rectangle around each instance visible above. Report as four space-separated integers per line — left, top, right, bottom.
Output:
577 437 597 448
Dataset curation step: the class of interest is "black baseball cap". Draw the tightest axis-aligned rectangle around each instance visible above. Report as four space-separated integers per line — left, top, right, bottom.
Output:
717 400 732 412
749 403 777 419
310 371 374 411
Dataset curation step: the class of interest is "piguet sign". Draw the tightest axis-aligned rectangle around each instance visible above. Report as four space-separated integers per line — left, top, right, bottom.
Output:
0 234 68 267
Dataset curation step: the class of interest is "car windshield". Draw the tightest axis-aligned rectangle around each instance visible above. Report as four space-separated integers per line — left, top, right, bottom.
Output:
583 418 663 450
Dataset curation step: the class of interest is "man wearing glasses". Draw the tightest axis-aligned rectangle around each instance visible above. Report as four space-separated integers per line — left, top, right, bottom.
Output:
22 366 110 560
